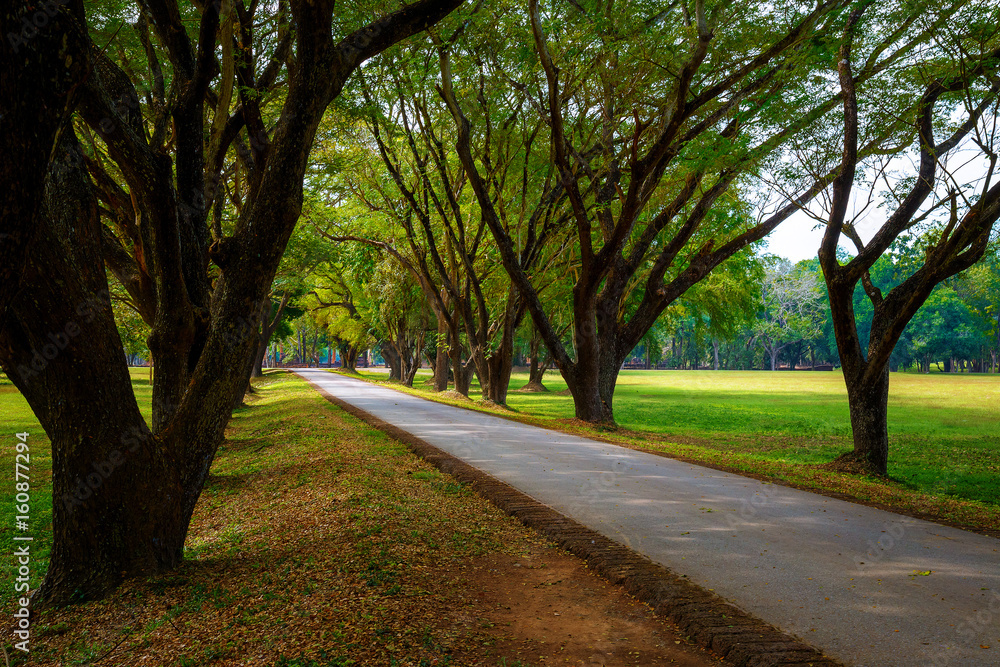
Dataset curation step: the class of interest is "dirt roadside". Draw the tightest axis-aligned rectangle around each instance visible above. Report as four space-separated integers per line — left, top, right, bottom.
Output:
446 545 722 666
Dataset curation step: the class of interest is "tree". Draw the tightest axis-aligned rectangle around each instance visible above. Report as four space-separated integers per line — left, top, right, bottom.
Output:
328 37 574 404
953 248 1000 372
305 243 378 373
751 258 825 370
0 0 465 603
441 0 930 422
362 256 434 385
819 4 1000 475
908 286 980 372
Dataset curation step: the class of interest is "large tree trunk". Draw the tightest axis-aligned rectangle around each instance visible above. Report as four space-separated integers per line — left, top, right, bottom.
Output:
340 343 359 372
837 367 890 475
565 353 620 423
471 295 520 405
0 134 188 603
453 357 471 395
382 342 402 381
479 340 514 405
402 331 425 387
560 299 605 421
5 0 466 606
448 319 471 396
433 312 450 391
561 289 626 423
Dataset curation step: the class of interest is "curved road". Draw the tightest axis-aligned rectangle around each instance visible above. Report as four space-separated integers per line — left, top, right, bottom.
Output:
296 370 999 667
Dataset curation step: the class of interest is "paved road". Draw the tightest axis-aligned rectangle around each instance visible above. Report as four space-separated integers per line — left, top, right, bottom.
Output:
296 370 1000 667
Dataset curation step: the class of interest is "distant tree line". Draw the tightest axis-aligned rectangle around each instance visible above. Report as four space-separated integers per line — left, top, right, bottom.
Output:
624 246 1000 374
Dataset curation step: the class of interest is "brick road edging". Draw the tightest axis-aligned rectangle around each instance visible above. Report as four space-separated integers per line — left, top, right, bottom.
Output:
300 373 843 667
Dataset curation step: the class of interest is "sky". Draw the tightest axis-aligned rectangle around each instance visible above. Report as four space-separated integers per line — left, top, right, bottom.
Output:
764 137 995 263
763 215 826 262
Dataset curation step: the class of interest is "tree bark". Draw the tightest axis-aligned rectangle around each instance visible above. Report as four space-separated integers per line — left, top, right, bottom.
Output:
339 343 359 372
472 293 522 405
559 299 620 423
836 367 890 475
448 318 471 396
0 133 187 603
453 355 471 396
480 330 514 405
433 311 450 391
0 0 89 323
402 330 425 387
382 342 402 381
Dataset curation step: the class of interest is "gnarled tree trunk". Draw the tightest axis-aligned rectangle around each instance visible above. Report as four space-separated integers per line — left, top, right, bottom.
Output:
1 133 189 603
0 0 466 605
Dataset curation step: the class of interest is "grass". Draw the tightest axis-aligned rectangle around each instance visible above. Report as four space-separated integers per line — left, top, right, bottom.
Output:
346 368 1000 533
1 371 557 665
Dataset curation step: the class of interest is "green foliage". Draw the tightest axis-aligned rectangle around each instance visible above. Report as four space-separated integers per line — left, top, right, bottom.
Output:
908 287 982 370
751 257 825 368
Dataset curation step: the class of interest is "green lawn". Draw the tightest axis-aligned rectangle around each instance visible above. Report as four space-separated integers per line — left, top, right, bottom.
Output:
357 368 1000 519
